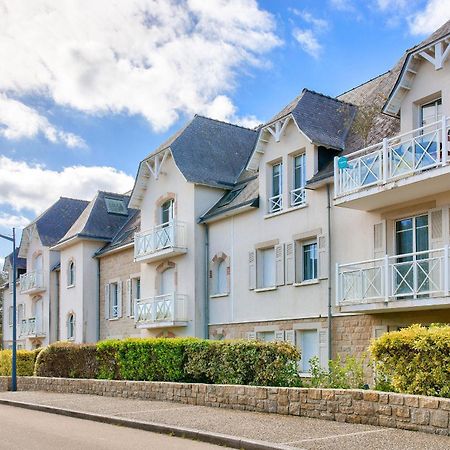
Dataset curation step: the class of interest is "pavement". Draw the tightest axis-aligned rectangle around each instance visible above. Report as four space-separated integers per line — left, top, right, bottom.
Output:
0 391 449 450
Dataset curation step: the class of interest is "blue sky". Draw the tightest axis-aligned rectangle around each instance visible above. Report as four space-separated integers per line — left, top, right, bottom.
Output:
0 0 449 262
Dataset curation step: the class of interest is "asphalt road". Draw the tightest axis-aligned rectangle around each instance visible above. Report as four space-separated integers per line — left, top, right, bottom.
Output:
0 404 220 450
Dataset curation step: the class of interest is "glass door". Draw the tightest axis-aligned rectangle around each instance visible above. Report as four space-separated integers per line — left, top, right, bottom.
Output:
394 214 429 297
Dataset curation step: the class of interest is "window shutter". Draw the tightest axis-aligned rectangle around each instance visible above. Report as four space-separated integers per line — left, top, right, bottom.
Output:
248 250 256 290
373 221 386 259
285 242 296 284
285 330 296 345
275 244 285 286
429 208 443 249
126 279 132 317
318 234 328 279
318 329 328 368
117 281 123 318
104 284 110 320
275 330 285 341
246 331 256 340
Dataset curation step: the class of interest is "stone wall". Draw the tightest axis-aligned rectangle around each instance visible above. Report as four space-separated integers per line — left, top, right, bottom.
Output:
2 377 449 436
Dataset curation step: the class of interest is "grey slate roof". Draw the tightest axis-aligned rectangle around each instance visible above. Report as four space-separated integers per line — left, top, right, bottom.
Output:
58 192 135 245
95 209 141 256
146 115 259 188
23 197 89 248
267 89 357 150
2 248 26 272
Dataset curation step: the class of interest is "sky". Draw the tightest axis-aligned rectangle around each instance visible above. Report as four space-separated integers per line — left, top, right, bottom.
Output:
0 0 449 263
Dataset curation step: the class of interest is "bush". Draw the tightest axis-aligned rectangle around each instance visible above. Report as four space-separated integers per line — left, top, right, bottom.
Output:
35 342 98 378
370 324 450 397
306 355 366 389
37 338 301 386
0 349 41 376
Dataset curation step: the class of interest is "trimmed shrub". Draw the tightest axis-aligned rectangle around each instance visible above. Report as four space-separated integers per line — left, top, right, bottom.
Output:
0 349 41 376
37 338 301 386
370 324 450 397
35 342 98 378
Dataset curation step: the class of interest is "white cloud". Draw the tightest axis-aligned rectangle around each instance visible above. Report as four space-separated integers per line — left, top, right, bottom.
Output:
0 0 280 140
0 156 134 215
293 28 322 58
0 212 29 229
329 0 355 11
376 0 409 11
408 0 450 35
291 9 329 30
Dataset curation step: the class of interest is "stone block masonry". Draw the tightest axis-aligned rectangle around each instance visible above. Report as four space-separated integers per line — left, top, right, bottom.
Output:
1 376 449 436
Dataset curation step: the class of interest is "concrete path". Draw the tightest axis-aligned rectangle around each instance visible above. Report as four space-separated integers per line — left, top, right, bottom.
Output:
0 391 449 450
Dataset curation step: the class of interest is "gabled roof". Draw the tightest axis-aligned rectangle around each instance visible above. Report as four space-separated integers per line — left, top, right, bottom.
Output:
2 248 26 272
19 197 89 257
95 209 141 257
54 191 135 248
129 115 258 209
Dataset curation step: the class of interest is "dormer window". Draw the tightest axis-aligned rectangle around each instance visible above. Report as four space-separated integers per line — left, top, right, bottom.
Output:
105 197 128 215
269 162 283 213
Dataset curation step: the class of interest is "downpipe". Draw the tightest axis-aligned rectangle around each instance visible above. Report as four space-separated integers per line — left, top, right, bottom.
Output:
327 183 333 365
203 223 210 339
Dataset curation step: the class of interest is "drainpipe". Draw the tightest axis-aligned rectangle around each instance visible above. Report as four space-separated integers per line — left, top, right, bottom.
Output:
326 183 333 364
203 223 210 339
96 258 101 342
55 270 60 341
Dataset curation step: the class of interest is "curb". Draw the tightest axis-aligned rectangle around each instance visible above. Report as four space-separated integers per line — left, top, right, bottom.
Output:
0 398 295 450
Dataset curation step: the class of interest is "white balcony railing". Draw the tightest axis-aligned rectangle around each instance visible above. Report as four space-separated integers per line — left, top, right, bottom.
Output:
334 117 450 198
268 194 282 213
290 187 306 207
134 220 187 261
20 317 44 337
135 293 188 327
337 247 449 306
19 271 45 293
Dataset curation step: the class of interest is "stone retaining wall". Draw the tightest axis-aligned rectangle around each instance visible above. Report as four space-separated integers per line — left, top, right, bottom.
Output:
1 377 449 436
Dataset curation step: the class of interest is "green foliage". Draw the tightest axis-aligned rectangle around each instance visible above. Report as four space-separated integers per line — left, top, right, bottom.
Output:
306 355 365 389
35 342 98 379
0 349 41 376
37 338 301 386
370 324 450 398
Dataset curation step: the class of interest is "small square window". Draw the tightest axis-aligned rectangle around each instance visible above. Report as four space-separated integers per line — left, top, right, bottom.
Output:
105 197 128 215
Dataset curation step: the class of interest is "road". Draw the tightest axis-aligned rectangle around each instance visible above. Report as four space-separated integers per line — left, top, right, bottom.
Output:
0 404 220 450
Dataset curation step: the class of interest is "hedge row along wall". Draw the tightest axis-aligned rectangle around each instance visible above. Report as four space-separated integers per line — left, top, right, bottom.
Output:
35 338 301 387
0 349 41 376
370 324 450 398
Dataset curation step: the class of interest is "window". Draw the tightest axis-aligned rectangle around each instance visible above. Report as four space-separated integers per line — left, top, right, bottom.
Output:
257 331 275 342
297 329 318 373
8 306 13 326
105 197 128 215
291 154 306 206
161 199 174 225
129 277 140 317
217 187 244 208
109 282 120 318
420 98 442 128
67 314 75 340
303 242 318 281
216 260 227 294
257 247 275 288
67 260 75 287
269 162 283 212
17 303 24 326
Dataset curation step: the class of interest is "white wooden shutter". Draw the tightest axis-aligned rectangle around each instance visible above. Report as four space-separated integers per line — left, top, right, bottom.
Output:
275 330 285 341
275 243 285 286
246 331 256 340
285 330 296 345
318 329 328 368
126 279 132 317
248 250 256 290
429 208 443 249
117 281 123 318
104 284 110 320
373 221 386 258
285 242 296 284
318 234 328 279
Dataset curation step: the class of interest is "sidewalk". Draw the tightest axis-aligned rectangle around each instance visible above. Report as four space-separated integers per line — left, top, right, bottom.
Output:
0 391 448 450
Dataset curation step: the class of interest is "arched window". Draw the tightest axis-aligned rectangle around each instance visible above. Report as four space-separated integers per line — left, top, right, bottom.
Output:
68 260 76 287
67 313 75 340
160 199 174 226
217 260 227 294
211 253 229 296
34 253 43 273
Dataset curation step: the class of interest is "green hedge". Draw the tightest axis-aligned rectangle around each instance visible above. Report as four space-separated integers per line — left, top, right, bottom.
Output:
370 324 450 397
36 338 301 386
0 349 41 376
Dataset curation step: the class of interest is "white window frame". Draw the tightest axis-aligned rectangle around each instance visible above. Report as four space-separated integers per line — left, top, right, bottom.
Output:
257 246 276 289
67 260 76 287
256 330 276 342
269 162 283 213
109 282 119 319
297 328 319 374
291 153 306 207
420 97 442 128
295 238 318 283
67 313 75 340
130 276 140 318
161 199 174 226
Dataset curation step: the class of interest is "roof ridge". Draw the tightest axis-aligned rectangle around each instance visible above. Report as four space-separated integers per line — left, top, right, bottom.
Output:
303 88 354 106
59 196 89 203
98 191 130 198
194 114 258 132
337 71 391 98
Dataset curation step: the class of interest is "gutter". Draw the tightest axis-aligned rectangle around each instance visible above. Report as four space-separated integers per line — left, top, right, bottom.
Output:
96 258 101 342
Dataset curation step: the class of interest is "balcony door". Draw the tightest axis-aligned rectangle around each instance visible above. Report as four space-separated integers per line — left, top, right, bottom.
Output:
33 297 43 334
394 214 429 297
158 199 174 248
160 267 175 296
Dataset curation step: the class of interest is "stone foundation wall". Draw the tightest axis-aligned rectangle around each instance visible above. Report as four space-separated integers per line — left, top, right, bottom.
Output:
2 377 449 436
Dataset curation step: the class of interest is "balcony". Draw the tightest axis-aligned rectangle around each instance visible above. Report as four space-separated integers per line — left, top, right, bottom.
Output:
20 318 45 338
134 220 187 263
19 271 45 295
334 117 450 210
134 293 188 328
336 247 450 313
268 194 282 213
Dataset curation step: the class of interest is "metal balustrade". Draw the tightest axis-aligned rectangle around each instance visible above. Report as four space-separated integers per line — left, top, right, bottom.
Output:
19 271 45 293
290 187 306 207
19 317 44 337
135 293 188 327
334 117 450 198
268 194 282 213
336 247 448 306
134 220 187 261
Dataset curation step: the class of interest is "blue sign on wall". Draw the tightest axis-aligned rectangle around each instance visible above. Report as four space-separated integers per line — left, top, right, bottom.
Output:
338 156 349 170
